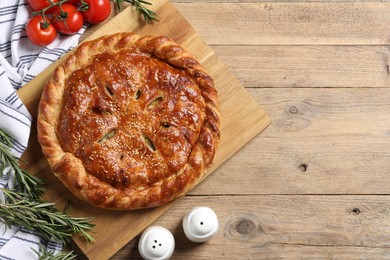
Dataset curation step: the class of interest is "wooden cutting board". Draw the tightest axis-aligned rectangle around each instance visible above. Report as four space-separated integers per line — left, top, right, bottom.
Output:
17 0 270 258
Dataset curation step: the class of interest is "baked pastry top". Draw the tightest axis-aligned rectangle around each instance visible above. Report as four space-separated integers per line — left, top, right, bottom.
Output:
37 32 220 210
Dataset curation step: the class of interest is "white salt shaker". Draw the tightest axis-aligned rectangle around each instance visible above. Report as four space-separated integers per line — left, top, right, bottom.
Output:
182 206 219 242
138 226 175 260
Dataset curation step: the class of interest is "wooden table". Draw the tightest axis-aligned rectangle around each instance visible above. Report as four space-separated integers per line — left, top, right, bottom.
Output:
79 1 390 258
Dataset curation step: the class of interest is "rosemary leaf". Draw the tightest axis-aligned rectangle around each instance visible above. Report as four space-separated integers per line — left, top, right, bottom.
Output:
0 189 95 244
0 130 44 198
115 0 124 12
0 129 13 148
115 0 160 23
32 246 77 260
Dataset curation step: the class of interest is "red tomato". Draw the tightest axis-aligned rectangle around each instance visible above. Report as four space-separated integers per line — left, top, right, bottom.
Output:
67 0 80 5
28 0 59 13
26 16 57 46
52 4 84 35
81 0 111 24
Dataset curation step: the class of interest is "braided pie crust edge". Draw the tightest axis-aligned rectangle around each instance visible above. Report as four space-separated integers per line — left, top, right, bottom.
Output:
37 32 220 210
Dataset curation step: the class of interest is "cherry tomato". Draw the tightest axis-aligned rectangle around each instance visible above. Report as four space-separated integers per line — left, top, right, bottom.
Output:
67 0 80 5
26 16 57 46
81 0 111 24
28 0 59 13
52 4 84 35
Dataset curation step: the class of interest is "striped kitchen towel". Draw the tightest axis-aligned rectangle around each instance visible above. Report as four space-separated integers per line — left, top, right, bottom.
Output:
0 0 87 259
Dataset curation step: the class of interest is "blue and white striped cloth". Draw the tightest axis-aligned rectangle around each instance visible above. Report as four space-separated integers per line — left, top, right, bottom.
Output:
0 0 87 259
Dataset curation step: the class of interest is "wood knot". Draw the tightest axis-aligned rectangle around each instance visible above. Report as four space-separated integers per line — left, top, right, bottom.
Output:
289 106 298 114
236 219 256 235
351 208 361 215
225 214 264 241
263 4 273 10
298 163 308 173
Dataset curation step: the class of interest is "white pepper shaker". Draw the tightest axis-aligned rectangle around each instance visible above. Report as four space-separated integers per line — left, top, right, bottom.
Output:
182 206 219 243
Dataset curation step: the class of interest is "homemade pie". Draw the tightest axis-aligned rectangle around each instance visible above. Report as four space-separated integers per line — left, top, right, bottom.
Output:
37 32 220 210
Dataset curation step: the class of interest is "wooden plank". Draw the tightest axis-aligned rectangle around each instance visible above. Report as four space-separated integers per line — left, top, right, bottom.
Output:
253 88 390 138
112 195 390 259
187 88 390 195
17 1 270 258
173 3 390 45
212 45 390 88
198 135 390 195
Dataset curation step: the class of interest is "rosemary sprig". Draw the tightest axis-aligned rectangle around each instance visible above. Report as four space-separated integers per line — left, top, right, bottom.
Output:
114 0 160 23
0 188 95 244
32 246 77 260
0 128 13 147
0 129 44 198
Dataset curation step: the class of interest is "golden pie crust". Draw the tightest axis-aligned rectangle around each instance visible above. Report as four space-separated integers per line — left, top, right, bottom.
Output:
37 32 220 210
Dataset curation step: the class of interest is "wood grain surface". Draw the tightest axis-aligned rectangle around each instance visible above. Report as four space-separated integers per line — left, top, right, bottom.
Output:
17 0 270 259
16 0 390 259
113 0 390 259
